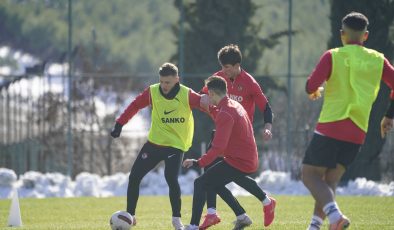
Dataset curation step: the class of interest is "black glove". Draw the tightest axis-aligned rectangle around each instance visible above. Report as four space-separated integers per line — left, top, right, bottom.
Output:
110 122 123 138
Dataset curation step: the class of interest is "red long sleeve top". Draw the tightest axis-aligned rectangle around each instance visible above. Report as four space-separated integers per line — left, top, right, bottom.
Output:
116 86 203 125
197 96 259 173
200 69 268 123
306 43 394 144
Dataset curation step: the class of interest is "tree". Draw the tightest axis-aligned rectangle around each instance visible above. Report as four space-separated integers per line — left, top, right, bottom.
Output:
328 0 394 181
172 0 292 165
173 0 292 74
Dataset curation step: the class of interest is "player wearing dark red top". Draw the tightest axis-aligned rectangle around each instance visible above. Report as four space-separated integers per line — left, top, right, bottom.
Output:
302 12 394 230
183 76 275 230
199 44 275 229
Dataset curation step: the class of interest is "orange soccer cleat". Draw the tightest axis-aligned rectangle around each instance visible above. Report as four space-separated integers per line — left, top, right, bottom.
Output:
329 215 350 230
199 213 221 230
263 197 276 227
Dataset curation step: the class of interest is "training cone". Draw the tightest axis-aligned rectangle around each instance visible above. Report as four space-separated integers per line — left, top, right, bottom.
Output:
8 188 22 227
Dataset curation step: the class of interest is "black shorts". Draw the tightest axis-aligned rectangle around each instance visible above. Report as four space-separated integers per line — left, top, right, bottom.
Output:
303 133 361 169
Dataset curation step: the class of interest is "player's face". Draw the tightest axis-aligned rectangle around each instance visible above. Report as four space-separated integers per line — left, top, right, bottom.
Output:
207 89 218 105
221 63 240 79
159 75 179 94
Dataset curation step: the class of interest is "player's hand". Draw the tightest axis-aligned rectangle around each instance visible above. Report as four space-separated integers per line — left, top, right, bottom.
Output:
262 129 272 141
182 159 197 168
380 116 394 138
200 94 210 111
261 123 273 141
110 122 123 138
308 87 324 100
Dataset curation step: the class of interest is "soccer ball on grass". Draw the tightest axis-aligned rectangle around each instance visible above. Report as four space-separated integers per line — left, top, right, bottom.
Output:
110 211 133 230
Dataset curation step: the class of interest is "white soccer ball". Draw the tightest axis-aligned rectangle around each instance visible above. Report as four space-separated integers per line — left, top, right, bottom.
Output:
110 211 133 230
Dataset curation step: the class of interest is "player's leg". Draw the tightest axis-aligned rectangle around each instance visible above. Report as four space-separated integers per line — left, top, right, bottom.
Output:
326 141 359 230
188 160 247 228
127 142 164 217
232 176 276 227
303 134 358 230
302 134 339 229
163 147 185 229
200 158 223 229
308 168 343 230
204 158 222 211
307 159 355 229
204 130 218 213
201 130 222 229
233 176 267 201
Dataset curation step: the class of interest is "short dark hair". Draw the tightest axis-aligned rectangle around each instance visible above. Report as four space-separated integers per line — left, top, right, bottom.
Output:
342 12 369 31
217 44 242 66
159 62 178 77
205 75 227 95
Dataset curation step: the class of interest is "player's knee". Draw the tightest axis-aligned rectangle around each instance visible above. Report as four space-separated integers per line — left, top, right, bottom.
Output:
301 169 313 186
165 177 179 188
194 176 204 188
128 174 143 185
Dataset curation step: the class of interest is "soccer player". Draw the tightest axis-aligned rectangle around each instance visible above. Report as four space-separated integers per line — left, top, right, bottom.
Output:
199 44 276 229
110 63 205 230
183 76 270 230
302 12 394 230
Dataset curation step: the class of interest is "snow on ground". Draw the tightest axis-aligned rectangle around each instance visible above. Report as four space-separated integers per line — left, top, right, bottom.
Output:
0 168 393 199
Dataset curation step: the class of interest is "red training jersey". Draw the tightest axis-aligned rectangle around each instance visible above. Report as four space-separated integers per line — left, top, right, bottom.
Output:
201 69 268 123
306 42 394 144
116 86 203 125
198 96 259 173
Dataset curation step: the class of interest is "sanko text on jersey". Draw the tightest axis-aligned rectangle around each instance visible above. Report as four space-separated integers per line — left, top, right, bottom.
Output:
161 117 186 123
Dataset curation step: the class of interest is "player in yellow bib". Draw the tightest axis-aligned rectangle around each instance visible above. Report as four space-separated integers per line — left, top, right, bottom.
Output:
302 12 394 230
110 63 206 230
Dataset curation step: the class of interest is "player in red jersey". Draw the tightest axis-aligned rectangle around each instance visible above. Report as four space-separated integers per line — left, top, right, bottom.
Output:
183 76 273 230
199 45 275 229
302 12 394 230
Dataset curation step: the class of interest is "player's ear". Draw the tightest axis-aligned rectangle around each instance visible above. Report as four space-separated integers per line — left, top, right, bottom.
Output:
363 31 369 42
340 29 347 45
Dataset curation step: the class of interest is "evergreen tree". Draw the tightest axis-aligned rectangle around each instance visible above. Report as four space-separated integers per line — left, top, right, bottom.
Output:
172 0 292 166
328 0 394 181
173 0 291 74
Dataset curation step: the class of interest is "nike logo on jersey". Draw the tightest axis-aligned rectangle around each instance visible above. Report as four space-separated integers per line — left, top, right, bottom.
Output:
164 109 176 115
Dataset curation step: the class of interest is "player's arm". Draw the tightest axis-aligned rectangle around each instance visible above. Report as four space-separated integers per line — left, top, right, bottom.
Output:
262 103 273 139
189 89 208 111
110 87 151 138
380 58 394 138
306 51 332 100
252 81 273 141
190 88 219 119
183 112 233 168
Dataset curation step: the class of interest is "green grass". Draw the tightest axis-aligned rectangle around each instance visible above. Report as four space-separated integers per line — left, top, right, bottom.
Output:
0 196 393 229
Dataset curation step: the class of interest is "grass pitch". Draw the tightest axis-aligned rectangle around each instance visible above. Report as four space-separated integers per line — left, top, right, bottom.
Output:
0 195 393 229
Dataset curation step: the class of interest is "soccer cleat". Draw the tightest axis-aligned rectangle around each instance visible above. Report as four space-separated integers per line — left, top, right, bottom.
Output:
263 197 276 227
199 213 221 229
184 225 199 230
172 217 185 230
132 216 137 226
232 214 253 230
329 215 350 230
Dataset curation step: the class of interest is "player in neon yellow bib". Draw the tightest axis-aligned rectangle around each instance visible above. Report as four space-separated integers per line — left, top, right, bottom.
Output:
110 63 206 230
302 12 394 230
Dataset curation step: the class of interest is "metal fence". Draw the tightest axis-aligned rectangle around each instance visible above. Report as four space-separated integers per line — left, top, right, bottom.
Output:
0 72 393 180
